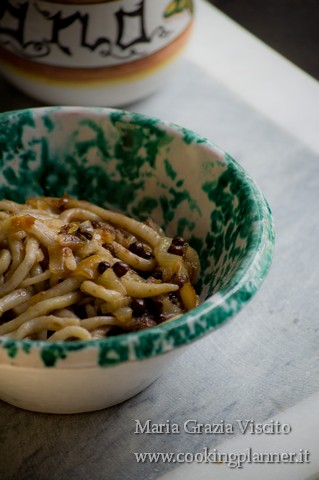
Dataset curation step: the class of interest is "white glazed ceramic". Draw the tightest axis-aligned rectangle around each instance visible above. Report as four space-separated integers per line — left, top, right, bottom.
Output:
0 0 194 106
0 348 182 414
0 106 274 413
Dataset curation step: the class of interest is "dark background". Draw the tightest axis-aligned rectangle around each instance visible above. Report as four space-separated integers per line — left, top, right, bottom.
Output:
208 0 319 80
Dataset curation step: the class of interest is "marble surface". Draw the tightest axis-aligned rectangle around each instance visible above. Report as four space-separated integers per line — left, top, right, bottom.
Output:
1 2 319 479
208 0 319 81
188 0 319 154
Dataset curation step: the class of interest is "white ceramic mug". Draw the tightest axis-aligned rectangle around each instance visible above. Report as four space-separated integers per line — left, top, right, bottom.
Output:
0 0 194 105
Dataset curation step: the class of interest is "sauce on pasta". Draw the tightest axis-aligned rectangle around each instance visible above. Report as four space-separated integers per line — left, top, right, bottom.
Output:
0 197 200 341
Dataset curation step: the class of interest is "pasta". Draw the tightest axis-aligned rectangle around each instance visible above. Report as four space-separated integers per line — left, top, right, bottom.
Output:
0 196 200 341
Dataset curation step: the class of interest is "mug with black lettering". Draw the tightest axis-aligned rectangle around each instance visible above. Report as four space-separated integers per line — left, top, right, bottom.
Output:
0 0 194 105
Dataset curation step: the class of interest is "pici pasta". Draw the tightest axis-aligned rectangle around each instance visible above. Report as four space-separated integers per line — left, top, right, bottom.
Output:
0 197 200 341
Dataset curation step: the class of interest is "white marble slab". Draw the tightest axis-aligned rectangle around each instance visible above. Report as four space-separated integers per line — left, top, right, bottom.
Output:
188 0 319 155
158 391 319 480
0 2 319 480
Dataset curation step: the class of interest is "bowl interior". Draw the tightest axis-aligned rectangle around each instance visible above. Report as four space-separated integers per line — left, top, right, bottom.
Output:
0 107 274 367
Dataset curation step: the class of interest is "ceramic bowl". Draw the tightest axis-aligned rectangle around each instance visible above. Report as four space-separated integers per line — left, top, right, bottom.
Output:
0 106 274 413
0 0 194 106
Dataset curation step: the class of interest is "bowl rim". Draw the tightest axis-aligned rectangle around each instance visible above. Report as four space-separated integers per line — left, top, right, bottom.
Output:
0 106 275 369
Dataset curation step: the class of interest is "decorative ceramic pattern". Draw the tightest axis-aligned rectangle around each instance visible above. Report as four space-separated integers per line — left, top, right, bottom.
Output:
0 1 194 106
0 0 193 68
0 107 275 369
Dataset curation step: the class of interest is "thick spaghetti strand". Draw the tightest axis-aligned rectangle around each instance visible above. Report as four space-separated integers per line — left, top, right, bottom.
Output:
0 197 200 341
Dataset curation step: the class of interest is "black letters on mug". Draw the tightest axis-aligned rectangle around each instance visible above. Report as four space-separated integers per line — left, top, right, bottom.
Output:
116 0 150 50
0 0 29 45
0 0 169 61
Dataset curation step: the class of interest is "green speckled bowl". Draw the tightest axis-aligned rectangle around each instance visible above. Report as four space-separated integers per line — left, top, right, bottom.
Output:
0 107 274 413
